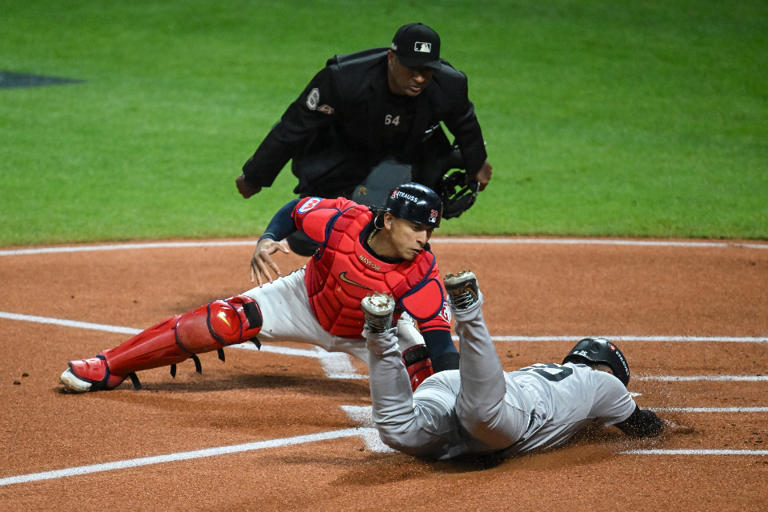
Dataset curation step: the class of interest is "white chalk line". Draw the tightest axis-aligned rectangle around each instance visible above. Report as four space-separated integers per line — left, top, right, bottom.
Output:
233 342 365 380
622 449 768 456
0 428 371 487
638 376 768 382
487 335 768 343
650 407 768 413
436 238 768 250
0 240 256 257
2 237 768 257
0 311 142 335
340 406 396 453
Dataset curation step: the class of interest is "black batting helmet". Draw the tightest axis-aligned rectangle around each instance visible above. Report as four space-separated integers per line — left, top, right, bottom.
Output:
562 337 630 386
385 182 443 228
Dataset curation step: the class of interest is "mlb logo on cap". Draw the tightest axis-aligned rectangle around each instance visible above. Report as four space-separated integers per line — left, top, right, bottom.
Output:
414 41 432 54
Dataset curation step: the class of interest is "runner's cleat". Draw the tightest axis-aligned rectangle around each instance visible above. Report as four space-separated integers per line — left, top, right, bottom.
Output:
361 293 396 333
443 270 480 311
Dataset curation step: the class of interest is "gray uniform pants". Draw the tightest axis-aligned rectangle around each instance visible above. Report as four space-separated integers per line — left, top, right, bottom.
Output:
365 294 529 459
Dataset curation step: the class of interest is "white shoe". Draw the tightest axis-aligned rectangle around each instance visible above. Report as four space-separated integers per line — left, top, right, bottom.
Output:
396 312 425 349
60 368 92 393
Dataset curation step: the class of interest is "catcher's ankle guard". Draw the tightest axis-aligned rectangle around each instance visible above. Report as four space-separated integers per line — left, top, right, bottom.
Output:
402 345 434 391
66 354 141 391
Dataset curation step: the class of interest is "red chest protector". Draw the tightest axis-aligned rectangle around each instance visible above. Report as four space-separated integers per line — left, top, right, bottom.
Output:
304 206 442 338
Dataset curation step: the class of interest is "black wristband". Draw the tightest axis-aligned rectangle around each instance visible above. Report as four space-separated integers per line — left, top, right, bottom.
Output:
432 351 460 372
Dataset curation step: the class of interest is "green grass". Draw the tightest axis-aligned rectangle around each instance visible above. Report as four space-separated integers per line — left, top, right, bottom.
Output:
1 0 766 245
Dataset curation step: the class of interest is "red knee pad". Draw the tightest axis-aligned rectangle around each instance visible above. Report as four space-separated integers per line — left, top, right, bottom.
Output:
177 295 263 351
225 295 263 343
402 345 434 391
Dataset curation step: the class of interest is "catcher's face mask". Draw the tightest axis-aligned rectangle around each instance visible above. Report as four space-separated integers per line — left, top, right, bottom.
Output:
440 169 479 219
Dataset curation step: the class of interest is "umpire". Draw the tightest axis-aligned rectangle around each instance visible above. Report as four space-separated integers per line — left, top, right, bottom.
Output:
235 22 492 254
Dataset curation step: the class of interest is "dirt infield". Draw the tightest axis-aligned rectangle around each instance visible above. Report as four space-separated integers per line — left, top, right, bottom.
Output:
1 237 767 511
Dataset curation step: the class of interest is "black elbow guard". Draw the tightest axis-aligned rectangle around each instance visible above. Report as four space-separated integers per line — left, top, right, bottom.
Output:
616 406 664 438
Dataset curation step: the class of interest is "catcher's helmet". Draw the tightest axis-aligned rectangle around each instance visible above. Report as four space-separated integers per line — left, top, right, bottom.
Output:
562 337 630 386
385 182 442 228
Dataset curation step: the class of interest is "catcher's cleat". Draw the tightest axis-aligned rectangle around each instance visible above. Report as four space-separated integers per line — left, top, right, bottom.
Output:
443 270 479 311
60 355 133 393
361 293 396 333
60 368 93 393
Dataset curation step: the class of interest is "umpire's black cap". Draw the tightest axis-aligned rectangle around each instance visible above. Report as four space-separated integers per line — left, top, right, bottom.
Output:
391 23 441 70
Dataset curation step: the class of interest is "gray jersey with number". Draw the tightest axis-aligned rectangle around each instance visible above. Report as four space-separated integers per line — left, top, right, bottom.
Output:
499 362 635 455
404 362 636 459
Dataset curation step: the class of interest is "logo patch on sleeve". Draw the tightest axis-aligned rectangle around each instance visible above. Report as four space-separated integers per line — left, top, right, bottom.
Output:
298 197 322 213
438 300 452 323
306 88 320 110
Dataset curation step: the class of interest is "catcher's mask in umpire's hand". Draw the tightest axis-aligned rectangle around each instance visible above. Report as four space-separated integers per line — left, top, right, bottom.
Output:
440 169 479 219
385 182 443 228
562 337 630 386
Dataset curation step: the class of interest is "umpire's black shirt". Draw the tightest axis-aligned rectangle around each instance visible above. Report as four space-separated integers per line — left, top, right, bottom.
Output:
242 48 488 197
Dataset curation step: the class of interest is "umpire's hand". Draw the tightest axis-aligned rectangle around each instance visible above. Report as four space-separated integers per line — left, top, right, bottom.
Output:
236 174 262 198
474 160 493 191
250 238 290 285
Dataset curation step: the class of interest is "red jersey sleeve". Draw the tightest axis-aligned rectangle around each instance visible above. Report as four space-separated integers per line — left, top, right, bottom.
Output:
292 196 361 244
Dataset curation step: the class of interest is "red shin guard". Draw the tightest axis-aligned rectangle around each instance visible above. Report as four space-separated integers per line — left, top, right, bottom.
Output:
101 295 262 387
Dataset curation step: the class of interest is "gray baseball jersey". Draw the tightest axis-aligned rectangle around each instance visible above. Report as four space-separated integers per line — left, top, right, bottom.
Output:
366 295 636 460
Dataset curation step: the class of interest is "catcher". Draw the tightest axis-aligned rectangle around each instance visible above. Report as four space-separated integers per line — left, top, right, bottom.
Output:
361 271 687 460
60 183 457 393
235 22 492 255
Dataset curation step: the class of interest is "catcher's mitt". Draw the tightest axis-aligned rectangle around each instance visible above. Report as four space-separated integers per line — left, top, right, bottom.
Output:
440 169 480 219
